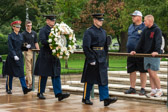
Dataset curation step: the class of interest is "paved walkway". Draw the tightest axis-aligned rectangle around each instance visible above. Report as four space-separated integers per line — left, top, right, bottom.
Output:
0 77 167 112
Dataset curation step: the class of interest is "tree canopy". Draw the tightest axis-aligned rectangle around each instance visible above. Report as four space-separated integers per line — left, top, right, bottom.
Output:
0 0 167 54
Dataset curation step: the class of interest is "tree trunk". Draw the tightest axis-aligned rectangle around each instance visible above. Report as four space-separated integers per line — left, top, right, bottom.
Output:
163 33 167 53
116 34 121 52
120 31 128 52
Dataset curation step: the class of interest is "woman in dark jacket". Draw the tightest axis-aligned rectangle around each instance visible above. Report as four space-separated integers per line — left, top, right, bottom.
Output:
5 20 32 94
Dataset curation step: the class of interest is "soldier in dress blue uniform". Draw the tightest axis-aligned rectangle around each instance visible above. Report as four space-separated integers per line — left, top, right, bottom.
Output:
81 13 118 106
5 20 32 94
34 15 70 100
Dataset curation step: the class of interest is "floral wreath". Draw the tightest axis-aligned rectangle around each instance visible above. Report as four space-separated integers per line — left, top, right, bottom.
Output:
48 22 76 59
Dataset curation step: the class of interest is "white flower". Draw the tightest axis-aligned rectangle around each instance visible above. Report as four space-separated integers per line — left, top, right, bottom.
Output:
58 42 62 47
69 36 72 40
73 39 76 43
73 36 76 41
52 49 56 53
51 30 54 34
61 47 67 52
48 21 76 59
60 52 63 55
66 52 70 56
57 35 61 38
70 50 74 53
48 39 52 43
64 50 68 54
69 29 73 34
54 38 57 41
72 45 76 49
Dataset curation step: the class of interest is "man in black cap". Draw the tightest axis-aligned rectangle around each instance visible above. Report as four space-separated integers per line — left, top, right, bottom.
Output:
34 15 70 100
81 13 118 106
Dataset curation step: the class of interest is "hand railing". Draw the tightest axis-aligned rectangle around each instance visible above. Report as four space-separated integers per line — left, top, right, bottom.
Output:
31 50 168 107
74 51 168 107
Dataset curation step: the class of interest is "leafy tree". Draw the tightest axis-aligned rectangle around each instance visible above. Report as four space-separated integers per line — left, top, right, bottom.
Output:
26 0 89 31
0 0 89 54
0 0 25 26
0 0 167 54
118 0 168 52
0 0 26 54
75 0 168 52
73 0 124 39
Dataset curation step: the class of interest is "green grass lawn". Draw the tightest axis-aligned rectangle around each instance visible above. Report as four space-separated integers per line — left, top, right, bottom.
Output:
0 53 127 75
60 54 127 74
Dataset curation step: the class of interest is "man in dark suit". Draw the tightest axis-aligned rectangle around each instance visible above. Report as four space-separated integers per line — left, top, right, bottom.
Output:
81 13 117 106
34 15 70 100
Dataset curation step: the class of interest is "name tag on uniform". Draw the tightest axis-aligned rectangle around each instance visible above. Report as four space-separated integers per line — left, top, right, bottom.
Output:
32 34 34 38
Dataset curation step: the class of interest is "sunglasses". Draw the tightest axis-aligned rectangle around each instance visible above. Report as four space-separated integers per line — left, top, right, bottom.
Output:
27 25 32 27
14 26 21 28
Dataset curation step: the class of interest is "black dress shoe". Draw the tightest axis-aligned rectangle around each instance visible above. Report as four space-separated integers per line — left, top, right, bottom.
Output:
82 99 93 105
6 90 12 94
104 97 118 106
82 98 85 103
37 93 40 97
38 93 46 99
23 88 32 94
56 93 70 101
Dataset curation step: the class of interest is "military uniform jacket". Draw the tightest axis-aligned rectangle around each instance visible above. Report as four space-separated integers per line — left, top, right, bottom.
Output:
34 25 61 77
5 32 26 77
81 25 108 85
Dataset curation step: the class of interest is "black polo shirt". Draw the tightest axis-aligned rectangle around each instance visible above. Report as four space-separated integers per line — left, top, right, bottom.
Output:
22 30 38 49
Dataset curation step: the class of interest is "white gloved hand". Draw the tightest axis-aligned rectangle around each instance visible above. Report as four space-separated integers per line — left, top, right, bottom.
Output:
90 62 96 65
14 56 19 61
26 44 31 49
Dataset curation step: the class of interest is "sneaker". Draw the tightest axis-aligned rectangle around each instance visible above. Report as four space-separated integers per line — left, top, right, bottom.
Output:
139 88 146 95
124 87 136 94
145 91 155 98
154 90 163 97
